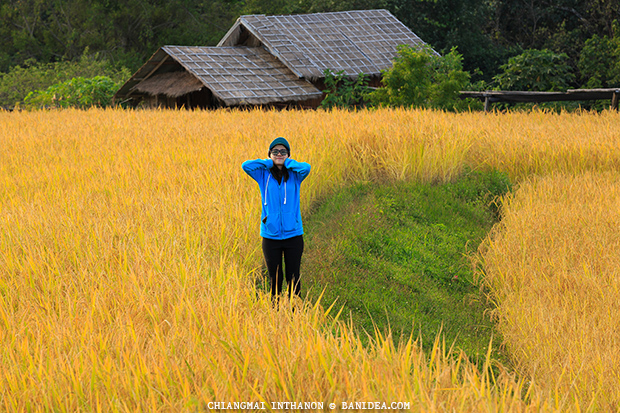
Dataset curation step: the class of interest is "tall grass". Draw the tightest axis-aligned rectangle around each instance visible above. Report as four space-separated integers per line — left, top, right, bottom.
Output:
0 107 618 410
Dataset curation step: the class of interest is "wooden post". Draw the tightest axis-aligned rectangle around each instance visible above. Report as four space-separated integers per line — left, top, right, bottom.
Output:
612 90 619 111
484 95 491 112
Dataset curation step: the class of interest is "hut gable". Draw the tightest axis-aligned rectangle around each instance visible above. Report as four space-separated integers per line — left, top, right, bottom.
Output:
133 71 204 98
218 9 432 81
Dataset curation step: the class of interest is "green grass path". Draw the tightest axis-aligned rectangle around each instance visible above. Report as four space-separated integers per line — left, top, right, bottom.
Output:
302 170 511 365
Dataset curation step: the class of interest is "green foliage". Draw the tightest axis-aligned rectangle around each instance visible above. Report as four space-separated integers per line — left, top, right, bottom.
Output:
369 45 477 111
0 50 129 108
578 29 620 88
241 0 306 15
388 0 509 83
320 69 372 110
0 0 242 73
302 169 513 364
22 76 120 109
1 0 619 94
488 0 620 77
493 49 575 92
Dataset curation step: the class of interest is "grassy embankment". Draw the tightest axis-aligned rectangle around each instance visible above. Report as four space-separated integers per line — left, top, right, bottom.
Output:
301 170 511 365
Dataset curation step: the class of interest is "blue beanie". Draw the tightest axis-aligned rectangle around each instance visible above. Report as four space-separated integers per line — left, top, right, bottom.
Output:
269 137 290 154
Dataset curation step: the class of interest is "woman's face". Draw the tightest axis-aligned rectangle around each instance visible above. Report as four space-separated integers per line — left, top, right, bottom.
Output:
270 144 289 167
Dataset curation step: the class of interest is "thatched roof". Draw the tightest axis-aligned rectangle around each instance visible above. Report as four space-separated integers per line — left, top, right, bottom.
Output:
114 46 323 105
218 9 434 81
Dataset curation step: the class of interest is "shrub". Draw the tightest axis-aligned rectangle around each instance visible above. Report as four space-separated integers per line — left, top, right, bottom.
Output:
320 69 372 110
493 49 575 92
369 45 475 111
23 76 120 109
0 50 129 108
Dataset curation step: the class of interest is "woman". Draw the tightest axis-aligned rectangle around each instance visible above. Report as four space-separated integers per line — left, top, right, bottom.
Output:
242 137 311 301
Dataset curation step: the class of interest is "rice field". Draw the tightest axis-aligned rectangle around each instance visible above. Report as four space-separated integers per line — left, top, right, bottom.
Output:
0 107 619 411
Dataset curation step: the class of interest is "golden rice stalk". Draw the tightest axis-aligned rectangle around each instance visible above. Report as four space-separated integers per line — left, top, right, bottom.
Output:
2 107 619 411
478 171 620 411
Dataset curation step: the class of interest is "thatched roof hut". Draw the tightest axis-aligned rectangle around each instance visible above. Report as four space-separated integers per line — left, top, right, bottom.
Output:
114 9 434 109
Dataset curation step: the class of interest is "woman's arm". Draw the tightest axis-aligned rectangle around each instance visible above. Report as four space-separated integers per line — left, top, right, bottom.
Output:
284 158 311 181
242 158 273 181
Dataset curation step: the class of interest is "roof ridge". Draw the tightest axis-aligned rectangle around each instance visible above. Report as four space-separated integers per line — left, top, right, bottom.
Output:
239 9 390 19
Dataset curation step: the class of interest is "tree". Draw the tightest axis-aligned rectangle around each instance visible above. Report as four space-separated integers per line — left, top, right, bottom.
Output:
489 0 620 71
578 28 620 88
0 0 243 72
387 0 510 82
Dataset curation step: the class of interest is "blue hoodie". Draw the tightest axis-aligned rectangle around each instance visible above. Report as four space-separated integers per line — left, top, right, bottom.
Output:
242 158 311 240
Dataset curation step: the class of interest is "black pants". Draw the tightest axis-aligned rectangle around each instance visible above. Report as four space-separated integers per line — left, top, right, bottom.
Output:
262 235 304 299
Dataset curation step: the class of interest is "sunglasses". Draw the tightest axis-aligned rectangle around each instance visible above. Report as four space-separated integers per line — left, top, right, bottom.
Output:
270 149 289 156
